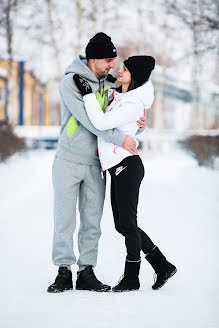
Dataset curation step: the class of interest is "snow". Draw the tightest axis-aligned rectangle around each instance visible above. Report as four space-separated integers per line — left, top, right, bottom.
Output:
0 146 219 328
14 126 60 140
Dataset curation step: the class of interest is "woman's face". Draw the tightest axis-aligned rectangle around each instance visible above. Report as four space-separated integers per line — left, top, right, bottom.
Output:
117 64 131 85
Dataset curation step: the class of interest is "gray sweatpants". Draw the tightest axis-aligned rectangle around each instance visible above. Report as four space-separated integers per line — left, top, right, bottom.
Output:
52 156 106 271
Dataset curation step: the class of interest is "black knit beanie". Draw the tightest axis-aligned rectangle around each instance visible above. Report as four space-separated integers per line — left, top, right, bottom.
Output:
123 56 155 86
85 32 117 60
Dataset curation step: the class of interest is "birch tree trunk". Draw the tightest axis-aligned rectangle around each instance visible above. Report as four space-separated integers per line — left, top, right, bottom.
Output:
76 0 82 55
46 0 62 82
90 0 97 35
137 2 145 54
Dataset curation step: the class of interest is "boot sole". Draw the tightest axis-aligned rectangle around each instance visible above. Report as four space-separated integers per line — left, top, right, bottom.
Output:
153 268 177 290
47 286 73 293
76 287 111 292
113 288 139 292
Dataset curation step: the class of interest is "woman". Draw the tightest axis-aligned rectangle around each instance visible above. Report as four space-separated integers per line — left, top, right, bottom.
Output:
73 56 177 292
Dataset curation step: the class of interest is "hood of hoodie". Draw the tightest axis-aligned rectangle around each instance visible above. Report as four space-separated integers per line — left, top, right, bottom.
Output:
118 80 154 109
65 55 107 84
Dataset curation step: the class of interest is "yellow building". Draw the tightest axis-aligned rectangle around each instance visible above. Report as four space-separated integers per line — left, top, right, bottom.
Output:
0 76 7 121
0 60 51 125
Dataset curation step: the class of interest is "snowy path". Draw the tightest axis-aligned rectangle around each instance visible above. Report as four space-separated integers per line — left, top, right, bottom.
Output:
1 148 219 328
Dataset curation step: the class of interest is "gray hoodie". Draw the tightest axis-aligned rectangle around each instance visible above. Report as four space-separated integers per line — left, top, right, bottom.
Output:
56 55 126 166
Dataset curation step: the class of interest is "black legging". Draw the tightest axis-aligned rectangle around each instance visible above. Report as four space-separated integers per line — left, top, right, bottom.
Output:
108 155 155 261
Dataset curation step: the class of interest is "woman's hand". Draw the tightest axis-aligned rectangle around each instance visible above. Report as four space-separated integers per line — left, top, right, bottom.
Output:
137 109 146 130
122 136 137 155
73 74 92 96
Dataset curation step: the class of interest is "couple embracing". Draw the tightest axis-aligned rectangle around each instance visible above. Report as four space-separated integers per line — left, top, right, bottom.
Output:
48 32 177 293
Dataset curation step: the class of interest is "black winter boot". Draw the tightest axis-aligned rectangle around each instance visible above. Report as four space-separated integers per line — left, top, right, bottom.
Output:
47 267 73 293
112 260 141 292
76 266 111 292
145 246 177 290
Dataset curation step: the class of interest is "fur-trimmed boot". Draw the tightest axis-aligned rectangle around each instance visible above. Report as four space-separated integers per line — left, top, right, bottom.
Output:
146 246 177 290
112 260 141 292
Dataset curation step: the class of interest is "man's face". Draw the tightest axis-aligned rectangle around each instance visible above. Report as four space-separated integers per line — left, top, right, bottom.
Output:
93 58 115 78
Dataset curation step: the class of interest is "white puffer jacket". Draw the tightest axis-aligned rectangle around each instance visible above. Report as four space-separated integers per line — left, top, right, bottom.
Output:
83 80 154 171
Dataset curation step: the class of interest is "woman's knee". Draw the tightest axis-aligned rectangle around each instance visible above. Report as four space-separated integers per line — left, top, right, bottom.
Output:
114 223 122 234
120 224 139 236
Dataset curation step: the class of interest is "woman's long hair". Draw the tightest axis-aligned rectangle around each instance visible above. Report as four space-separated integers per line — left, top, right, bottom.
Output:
116 77 140 93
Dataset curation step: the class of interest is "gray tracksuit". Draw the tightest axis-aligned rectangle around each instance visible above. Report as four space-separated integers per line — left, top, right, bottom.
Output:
52 55 126 271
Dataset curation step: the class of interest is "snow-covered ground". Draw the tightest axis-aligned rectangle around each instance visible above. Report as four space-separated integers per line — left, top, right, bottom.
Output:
1 146 219 328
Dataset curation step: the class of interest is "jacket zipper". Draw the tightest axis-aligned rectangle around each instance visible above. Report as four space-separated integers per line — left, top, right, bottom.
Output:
97 87 115 178
97 136 104 179
98 79 104 178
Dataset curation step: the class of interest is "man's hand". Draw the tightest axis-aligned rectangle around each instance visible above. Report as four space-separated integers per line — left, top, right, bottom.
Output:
73 74 92 96
137 109 146 131
122 136 137 155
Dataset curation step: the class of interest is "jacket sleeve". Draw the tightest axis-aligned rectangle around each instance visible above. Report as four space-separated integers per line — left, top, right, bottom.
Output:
60 74 126 146
83 94 144 131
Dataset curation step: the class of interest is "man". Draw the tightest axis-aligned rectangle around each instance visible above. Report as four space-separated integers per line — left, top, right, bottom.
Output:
47 32 146 293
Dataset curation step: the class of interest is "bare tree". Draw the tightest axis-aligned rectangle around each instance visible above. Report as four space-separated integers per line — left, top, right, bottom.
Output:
46 0 62 81
76 0 83 55
0 0 20 122
169 0 219 129
90 0 97 34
